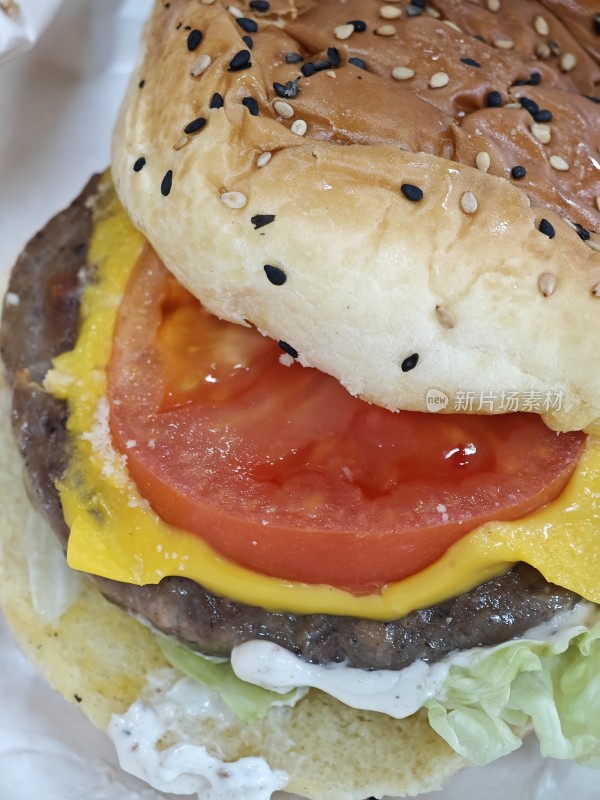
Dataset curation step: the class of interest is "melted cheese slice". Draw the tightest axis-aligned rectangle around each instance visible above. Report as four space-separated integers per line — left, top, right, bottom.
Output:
49 177 600 621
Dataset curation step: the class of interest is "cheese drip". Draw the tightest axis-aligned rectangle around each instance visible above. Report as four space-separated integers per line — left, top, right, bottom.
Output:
48 177 600 621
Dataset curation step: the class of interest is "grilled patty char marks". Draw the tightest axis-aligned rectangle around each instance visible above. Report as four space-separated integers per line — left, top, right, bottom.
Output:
0 176 581 670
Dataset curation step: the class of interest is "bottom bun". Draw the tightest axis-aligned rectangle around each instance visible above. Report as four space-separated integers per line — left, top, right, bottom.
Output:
0 382 466 800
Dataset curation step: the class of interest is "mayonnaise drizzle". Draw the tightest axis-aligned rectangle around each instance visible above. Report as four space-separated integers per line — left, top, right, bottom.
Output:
230 603 598 720
108 671 288 800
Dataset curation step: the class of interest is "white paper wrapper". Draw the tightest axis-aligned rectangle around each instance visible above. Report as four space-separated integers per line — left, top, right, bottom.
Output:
0 0 63 66
1 2 600 798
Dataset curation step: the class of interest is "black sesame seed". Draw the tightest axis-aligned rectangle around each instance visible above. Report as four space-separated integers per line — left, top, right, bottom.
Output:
210 92 224 109
327 47 341 68
401 353 419 373
348 57 367 70
460 57 481 68
133 157 146 172
242 35 254 49
348 19 367 32
184 25 191 30
574 223 591 241
486 90 503 108
285 52 304 63
548 39 561 56
594 12 600 35
401 183 424 202
236 17 258 33
184 116 207 134
532 109 553 123
520 96 539 116
138 79 146 89
250 0 270 11
251 214 276 229
187 29 203 51
584 94 600 104
511 165 527 180
406 5 424 16
539 218 555 239
512 73 541 87
264 264 287 285
278 340 298 358
301 62 316 77
274 80 299 99
161 170 173 197
312 59 331 72
242 96 260 116
228 49 252 71
412 0 426 7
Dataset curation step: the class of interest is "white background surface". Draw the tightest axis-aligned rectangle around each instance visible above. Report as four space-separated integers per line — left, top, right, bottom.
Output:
1 2 600 798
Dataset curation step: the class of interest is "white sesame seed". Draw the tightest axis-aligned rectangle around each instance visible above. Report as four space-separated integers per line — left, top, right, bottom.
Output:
5 292 19 306
494 37 515 50
549 155 570 171
227 5 243 17
530 122 552 144
326 70 337 78
588 241 600 254
190 53 212 77
273 100 294 118
257 151 272 168
334 23 354 40
443 20 461 32
392 66 415 80
435 305 456 329
429 71 449 89
533 15 549 36
536 43 552 58
538 272 557 297
173 135 191 151
221 191 247 209
559 52 577 72
380 5 402 19
460 191 478 214
375 24 397 36
291 119 308 136
596 197 600 212
426 7 441 17
201 0 216 4
476 151 491 172
486 0 501 11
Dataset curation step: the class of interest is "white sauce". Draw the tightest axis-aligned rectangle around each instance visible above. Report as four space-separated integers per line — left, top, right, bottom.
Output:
109 604 597 798
109 672 288 799
230 602 597 720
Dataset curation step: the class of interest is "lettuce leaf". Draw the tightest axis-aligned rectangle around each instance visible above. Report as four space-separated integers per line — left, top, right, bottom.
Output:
426 616 600 766
157 635 304 725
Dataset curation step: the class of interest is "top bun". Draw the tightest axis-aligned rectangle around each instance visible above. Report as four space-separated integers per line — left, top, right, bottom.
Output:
112 0 600 433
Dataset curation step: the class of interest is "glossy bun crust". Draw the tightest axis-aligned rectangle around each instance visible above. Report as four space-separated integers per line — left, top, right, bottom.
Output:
113 0 600 433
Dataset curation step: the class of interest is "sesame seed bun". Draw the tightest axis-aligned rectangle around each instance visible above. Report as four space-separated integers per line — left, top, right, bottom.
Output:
112 0 600 434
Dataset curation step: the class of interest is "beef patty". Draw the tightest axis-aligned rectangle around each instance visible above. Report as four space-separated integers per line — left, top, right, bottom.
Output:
0 176 581 670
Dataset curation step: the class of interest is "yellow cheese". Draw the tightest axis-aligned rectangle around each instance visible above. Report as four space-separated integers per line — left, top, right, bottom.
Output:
51 176 600 621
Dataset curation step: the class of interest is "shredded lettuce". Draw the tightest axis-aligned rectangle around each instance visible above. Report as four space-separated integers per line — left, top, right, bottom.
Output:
426 617 600 766
157 636 304 724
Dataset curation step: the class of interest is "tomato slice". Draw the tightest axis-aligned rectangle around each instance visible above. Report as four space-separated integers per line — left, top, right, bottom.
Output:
107 249 586 593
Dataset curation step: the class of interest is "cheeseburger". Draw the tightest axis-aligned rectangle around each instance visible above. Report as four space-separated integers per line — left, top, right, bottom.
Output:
2 0 600 797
